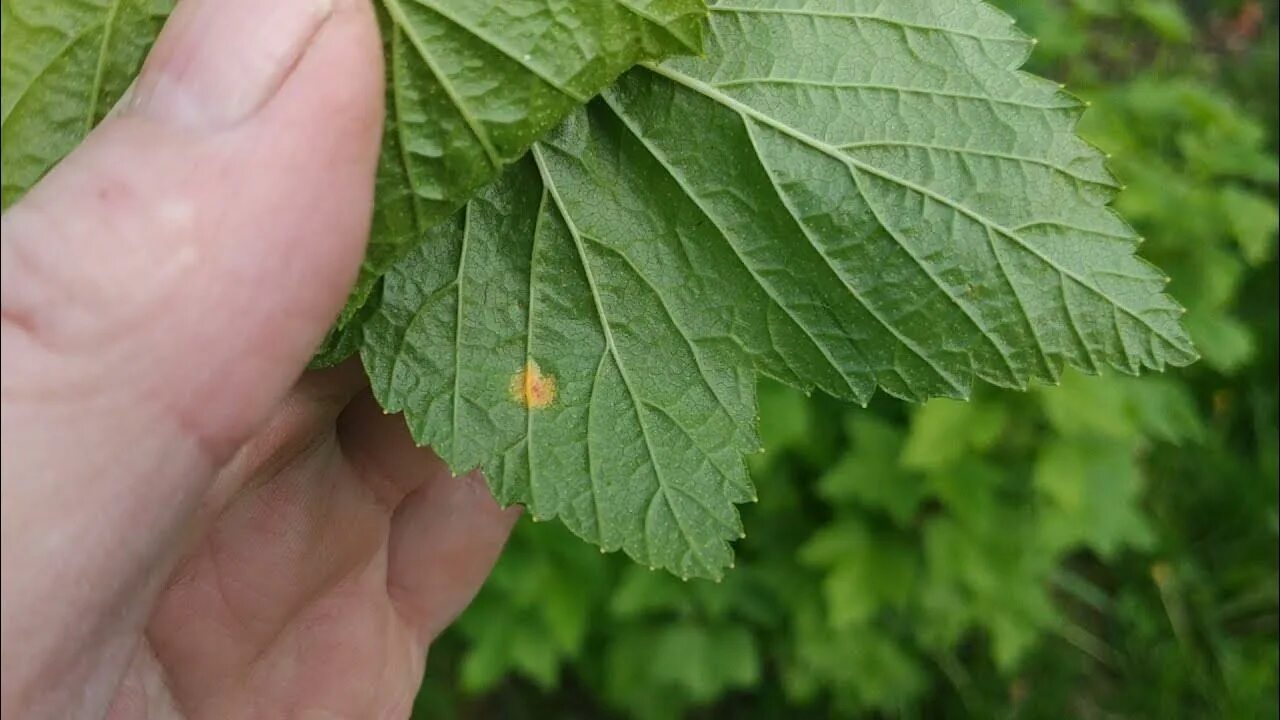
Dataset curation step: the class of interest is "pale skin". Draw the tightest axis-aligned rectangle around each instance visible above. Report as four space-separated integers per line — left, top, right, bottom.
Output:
0 0 519 717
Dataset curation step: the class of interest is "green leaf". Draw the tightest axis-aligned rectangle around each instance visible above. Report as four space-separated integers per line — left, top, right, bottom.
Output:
352 0 708 326
367 155 760 580
901 398 1007 471
1125 376 1204 445
603 622 761 716
818 416 924 526
649 623 760 701
754 380 812 456
925 459 1002 531
920 467 1060 669
455 519 609 691
1039 370 1137 439
800 518 919 628
1039 369 1205 444
1033 437 1153 557
366 0 1196 579
1220 186 1279 266
1184 309 1255 374
1130 0 1192 44
1 0 172 207
789 604 927 712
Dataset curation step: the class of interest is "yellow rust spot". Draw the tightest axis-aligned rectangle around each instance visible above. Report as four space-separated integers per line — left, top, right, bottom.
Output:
510 360 557 409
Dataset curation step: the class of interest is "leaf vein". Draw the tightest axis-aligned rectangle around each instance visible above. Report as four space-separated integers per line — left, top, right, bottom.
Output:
601 91 866 399
708 4 1028 45
712 77 1073 111
743 118 969 396
382 0 502 168
451 203 471 459
644 62 1190 357
84 0 125 133
840 139 1117 189
406 0 591 103
2 21 105 126
533 144 712 574
845 157 1019 386
581 233 739 428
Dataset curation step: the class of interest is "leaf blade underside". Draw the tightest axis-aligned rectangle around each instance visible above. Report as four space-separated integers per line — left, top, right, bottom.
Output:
356 0 708 328
366 0 1197 579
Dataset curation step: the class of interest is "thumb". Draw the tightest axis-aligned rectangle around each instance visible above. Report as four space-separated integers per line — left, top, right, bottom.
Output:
1 0 383 460
0 0 383 714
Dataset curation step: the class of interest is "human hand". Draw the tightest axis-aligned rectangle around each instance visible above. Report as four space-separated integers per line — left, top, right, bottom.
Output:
0 1 519 717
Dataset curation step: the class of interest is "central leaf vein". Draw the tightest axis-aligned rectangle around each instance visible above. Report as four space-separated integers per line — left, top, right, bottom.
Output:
533 144 711 573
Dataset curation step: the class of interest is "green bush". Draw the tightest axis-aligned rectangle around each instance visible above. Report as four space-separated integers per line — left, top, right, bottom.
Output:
414 1 1279 716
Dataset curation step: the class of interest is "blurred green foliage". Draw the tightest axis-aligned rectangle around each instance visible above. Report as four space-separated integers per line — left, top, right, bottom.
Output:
413 1 1279 716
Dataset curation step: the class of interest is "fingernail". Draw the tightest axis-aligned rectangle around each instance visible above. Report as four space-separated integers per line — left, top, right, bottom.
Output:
129 0 334 128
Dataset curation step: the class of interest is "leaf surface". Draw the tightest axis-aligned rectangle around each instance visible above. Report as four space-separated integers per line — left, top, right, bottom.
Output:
366 0 1196 578
356 0 707 324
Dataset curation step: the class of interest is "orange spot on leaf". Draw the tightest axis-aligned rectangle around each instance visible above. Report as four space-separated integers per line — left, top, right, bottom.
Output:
510 360 556 409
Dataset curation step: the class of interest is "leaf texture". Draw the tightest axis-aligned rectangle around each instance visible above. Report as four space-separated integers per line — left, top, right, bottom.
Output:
365 0 1197 579
355 0 708 325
